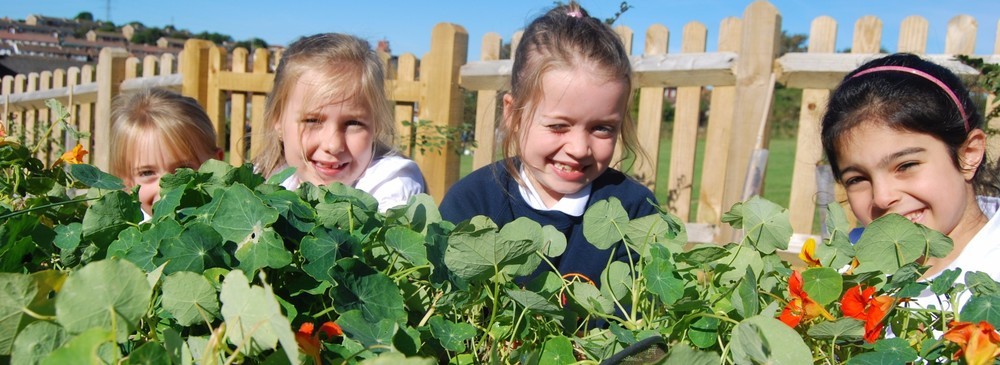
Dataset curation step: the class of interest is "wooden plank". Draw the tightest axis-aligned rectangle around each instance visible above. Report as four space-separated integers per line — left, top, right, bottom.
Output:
698 16 741 233
249 48 269 160
216 71 274 93
38 71 52 162
392 53 418 157
94 47 129 172
667 22 707 221
12 75 25 141
388 79 421 103
945 14 977 55
66 67 80 149
25 73 37 150
181 39 215 107
611 25 634 172
853 16 883 54
472 32 501 170
229 47 249 165
125 57 140 79
898 15 928 54
79 65 94 155
788 15 836 235
988 20 1000 162
161 53 175 75
206 46 226 149
2 76 11 138
54 69 68 160
634 23 669 190
142 55 158 78
415 22 468 202
720 1 781 242
511 30 523 60
774 53 996 90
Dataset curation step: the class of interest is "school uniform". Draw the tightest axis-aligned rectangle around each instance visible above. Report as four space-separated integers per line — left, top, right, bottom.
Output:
280 154 426 212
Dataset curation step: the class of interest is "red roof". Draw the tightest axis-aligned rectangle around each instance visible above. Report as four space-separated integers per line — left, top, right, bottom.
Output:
0 31 58 44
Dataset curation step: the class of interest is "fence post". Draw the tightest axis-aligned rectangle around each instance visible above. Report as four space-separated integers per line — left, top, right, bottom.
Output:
206 45 227 151
94 47 129 172
249 48 269 161
720 0 781 241
416 23 469 202
181 39 215 108
472 32 502 170
634 24 669 190
988 20 1000 161
666 22 708 221
230 47 249 165
788 16 836 235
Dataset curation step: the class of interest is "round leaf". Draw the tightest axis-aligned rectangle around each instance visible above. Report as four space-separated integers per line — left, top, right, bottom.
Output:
731 315 811 365
55 260 151 342
801 267 842 306
583 198 629 249
162 272 220 327
69 164 124 190
538 336 575 365
960 294 1000 328
11 321 68 365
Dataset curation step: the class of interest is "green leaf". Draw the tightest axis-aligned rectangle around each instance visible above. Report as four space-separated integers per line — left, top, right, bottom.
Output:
716 243 764 285
162 272 220 327
600 261 631 302
219 270 299 361
336 310 396 353
801 267 842 306
846 338 918 365
807 318 864 340
675 245 729 266
644 245 684 306
730 315 812 365
854 214 928 274
123 342 170 365
392 326 422 356
266 166 296 186
506 288 560 314
69 164 124 190
357 352 435 365
40 327 116 365
922 225 953 259
53 223 82 251
731 267 760 318
537 336 575 365
81 190 142 246
582 197 629 249
966 271 1000 297
300 227 353 283
10 321 69 365
570 281 615 315
540 225 567 257
688 316 719 349
663 345 718 365
624 213 674 253
960 294 1000 328
55 259 151 342
385 226 429 266
160 223 223 274
737 196 793 254
331 259 407 324
384 194 441 235
0 273 35 355
445 217 542 283
427 316 475 352
930 268 962 295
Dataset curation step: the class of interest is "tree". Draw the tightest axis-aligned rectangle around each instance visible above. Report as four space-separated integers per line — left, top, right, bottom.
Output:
780 30 808 55
233 37 268 50
74 11 94 22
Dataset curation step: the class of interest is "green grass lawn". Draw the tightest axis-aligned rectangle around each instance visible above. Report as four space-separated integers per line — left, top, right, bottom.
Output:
458 136 798 222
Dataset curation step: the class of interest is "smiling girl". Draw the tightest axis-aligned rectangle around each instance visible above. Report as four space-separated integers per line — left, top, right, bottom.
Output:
254 33 425 212
821 53 1000 305
439 2 658 285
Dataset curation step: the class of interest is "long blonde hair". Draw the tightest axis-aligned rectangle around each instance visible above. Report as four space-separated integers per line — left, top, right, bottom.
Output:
109 88 218 183
254 33 395 178
500 1 643 183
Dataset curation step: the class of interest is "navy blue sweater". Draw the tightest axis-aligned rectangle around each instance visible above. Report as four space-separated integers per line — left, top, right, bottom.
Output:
439 161 659 286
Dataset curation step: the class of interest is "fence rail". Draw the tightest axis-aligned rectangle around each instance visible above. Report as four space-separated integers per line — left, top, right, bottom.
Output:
2 0 998 248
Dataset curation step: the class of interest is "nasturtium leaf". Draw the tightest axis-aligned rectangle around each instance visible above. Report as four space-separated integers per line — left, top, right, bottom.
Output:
921 225 953 259
392 325 422 356
930 268 962 296
675 244 729 266
663 345 718 365
886 263 923 291
845 338 918 365
265 166 296 186
300 227 353 283
162 272 220 327
81 190 142 246
261 189 316 234
384 194 441 234
428 316 476 352
959 294 1000 328
730 316 811 365
716 243 764 285
854 214 927 274
69 164 124 190
39 327 116 365
731 267 760 318
0 273 35 355
608 323 637 345
385 226 429 266
818 204 856 268
219 270 299 362
336 310 396 353
108 221 179 271
233 226 290 275
540 225 567 258
321 182 379 212
10 321 68 365
331 259 407 324
644 245 684 306
160 223 223 274
537 336 575 365
445 217 542 283
356 352 435 365
966 271 1000 297
688 316 720 349
315 201 372 232
801 267 842 306
55 259 151 342
583 198 629 249
624 213 672 253
505 288 560 314
53 223 82 251
807 318 864 340
571 281 615 315
123 342 169 365
27 270 66 319
600 261 631 302
736 196 792 254
203 161 264 190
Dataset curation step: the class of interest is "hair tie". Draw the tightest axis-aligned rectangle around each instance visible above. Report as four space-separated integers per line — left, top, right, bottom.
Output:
566 9 584 18
850 65 969 132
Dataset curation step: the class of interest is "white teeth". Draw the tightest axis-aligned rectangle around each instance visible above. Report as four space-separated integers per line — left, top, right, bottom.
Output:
905 211 923 222
553 162 577 172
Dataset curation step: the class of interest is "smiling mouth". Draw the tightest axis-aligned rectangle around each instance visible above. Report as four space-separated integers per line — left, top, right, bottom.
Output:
313 160 348 174
553 161 581 172
903 210 924 223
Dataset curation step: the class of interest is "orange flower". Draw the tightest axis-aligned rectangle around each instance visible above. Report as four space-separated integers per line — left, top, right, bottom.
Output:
798 238 821 267
944 321 1000 365
60 144 88 164
295 321 342 365
841 285 894 343
779 270 834 327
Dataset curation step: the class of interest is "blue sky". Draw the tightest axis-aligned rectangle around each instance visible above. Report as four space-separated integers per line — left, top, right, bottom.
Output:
4 1 999 59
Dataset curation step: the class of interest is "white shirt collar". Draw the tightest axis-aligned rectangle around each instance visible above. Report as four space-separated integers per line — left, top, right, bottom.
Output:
517 167 591 216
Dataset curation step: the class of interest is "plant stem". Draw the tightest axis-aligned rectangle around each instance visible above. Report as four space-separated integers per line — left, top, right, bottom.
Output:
417 291 443 327
21 307 56 321
0 196 98 220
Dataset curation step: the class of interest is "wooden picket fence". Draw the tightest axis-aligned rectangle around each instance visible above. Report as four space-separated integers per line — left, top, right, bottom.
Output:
2 1 998 247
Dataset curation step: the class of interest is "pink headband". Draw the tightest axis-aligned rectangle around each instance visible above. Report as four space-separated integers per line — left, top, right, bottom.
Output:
850 65 969 132
566 9 584 18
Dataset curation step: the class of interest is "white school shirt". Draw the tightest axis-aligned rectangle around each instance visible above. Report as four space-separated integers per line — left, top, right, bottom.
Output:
280 154 426 212
517 168 592 216
908 196 1000 310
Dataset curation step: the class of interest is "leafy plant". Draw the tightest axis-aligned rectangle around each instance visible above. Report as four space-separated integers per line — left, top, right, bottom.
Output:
400 119 476 157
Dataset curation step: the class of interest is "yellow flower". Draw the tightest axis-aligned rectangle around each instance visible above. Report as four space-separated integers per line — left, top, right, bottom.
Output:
798 238 822 267
60 144 88 164
945 321 1000 365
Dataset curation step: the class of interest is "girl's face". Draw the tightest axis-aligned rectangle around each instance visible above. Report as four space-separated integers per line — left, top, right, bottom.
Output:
276 70 374 187
836 123 986 238
127 131 220 215
508 65 628 208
